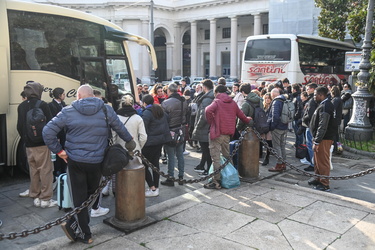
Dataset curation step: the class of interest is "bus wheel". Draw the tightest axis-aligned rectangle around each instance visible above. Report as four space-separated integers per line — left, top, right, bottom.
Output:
16 141 29 174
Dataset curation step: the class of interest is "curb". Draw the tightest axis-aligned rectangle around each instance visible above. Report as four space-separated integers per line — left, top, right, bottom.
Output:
343 145 375 159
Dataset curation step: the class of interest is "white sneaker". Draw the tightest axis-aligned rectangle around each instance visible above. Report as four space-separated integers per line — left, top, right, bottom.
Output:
300 158 310 165
34 198 41 207
19 189 29 197
40 199 58 208
183 151 190 155
91 206 110 217
145 188 159 197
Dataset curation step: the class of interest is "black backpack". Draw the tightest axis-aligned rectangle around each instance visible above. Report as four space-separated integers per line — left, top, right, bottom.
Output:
247 100 269 134
26 100 46 143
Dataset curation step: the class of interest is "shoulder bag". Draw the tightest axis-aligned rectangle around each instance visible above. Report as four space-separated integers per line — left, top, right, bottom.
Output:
167 99 185 146
101 106 132 176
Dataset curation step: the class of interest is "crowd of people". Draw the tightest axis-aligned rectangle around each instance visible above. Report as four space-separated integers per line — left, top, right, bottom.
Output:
16 76 355 244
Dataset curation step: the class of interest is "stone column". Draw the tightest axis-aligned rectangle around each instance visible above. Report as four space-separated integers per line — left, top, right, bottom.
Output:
166 42 174 81
209 18 217 77
141 19 150 82
230 16 238 79
190 21 198 79
253 13 262 35
172 23 182 77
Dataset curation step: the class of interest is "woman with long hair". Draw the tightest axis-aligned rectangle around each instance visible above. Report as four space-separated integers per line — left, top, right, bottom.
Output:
48 88 67 179
261 92 273 166
152 84 167 104
141 94 171 197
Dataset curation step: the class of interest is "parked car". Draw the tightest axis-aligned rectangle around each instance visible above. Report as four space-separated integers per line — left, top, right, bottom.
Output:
172 76 183 82
209 76 219 85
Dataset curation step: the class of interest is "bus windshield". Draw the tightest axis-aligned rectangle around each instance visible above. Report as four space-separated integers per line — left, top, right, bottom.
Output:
8 9 131 98
244 38 291 61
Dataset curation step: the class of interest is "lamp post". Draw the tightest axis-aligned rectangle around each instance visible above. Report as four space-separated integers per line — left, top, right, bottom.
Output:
345 0 374 142
150 0 155 84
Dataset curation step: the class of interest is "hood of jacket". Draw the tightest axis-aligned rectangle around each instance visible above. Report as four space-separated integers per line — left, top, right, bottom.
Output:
216 92 233 103
169 92 185 102
72 97 104 116
245 92 261 104
196 89 214 104
24 81 43 99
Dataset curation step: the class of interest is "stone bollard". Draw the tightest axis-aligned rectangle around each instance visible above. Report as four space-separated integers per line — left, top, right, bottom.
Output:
238 128 260 180
104 155 155 234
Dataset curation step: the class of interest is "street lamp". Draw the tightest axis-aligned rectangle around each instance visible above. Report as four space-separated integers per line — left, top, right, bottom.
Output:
150 0 155 84
345 0 374 142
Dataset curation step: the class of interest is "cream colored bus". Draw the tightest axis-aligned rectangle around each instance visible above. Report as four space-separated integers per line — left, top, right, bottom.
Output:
0 0 157 173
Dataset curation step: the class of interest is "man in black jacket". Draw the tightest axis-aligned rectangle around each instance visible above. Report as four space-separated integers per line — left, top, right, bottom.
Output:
161 83 188 186
308 86 336 192
17 81 56 208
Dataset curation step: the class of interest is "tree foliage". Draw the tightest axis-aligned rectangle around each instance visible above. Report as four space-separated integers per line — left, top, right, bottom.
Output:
315 0 375 92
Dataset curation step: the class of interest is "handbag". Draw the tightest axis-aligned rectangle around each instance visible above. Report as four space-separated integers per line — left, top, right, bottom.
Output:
167 98 185 146
101 106 132 176
208 155 240 189
168 126 185 146
295 144 307 159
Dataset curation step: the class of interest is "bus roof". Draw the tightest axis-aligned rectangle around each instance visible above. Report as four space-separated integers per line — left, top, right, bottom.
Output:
245 34 357 51
7 0 121 31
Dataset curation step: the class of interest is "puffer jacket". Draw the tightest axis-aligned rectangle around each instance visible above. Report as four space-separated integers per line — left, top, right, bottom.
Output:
191 89 214 142
205 93 250 140
309 98 336 143
268 95 288 131
43 97 132 164
161 93 188 128
237 92 263 131
142 106 171 146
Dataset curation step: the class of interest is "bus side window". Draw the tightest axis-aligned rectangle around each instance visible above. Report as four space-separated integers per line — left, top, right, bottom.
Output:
11 42 30 70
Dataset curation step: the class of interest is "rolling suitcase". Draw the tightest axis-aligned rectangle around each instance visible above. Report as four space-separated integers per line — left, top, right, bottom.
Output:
57 173 73 210
229 140 239 169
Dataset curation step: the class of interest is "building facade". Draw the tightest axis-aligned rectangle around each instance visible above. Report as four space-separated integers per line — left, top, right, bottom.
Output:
34 0 319 83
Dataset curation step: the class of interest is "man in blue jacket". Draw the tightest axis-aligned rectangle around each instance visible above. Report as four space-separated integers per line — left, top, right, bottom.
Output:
43 85 135 244
267 88 288 172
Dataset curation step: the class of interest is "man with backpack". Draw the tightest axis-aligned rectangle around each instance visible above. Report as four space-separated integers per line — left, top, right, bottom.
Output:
267 88 289 172
236 83 266 133
17 81 57 208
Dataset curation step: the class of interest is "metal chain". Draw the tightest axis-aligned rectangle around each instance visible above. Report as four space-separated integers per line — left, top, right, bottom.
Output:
251 126 375 180
3 126 373 240
135 128 250 184
0 176 111 241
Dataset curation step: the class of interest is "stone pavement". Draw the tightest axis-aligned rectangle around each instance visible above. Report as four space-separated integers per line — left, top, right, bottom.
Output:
1 132 375 249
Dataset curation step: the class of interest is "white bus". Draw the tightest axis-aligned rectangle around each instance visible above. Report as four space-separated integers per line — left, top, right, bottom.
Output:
241 34 356 86
0 0 157 173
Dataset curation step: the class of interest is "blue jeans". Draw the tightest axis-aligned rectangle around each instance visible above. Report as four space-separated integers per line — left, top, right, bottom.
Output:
293 120 304 146
305 128 314 166
165 143 184 178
